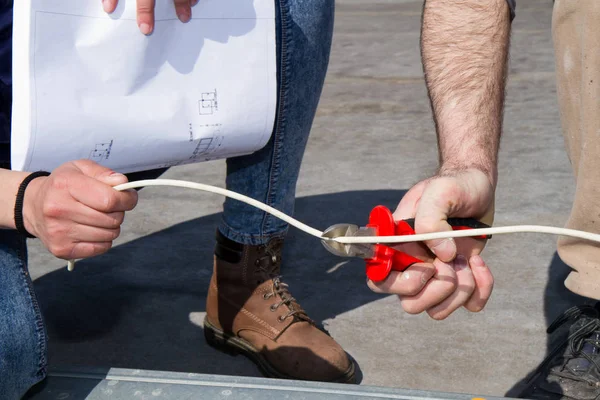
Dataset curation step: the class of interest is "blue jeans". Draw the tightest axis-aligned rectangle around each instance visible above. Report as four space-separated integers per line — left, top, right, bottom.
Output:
0 230 47 399
219 0 334 245
0 0 334 396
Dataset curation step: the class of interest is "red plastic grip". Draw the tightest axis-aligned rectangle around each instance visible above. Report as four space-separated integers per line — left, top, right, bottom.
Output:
364 205 490 282
365 206 422 282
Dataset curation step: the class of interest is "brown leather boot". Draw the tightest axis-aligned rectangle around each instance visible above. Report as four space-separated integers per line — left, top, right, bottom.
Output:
204 230 355 383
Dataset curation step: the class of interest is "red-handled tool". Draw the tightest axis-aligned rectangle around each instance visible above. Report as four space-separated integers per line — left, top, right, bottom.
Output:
321 205 491 282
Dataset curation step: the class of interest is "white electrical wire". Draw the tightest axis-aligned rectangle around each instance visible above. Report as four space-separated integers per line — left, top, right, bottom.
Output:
65 179 600 271
336 225 600 243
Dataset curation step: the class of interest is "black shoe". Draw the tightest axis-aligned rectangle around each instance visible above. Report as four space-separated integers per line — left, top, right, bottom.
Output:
515 304 600 399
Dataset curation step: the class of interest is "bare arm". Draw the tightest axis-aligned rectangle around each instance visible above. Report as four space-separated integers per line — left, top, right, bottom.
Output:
421 0 511 187
372 0 513 318
0 169 30 228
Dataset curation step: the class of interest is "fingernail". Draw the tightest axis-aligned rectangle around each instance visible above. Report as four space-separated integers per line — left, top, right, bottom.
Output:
108 172 126 182
139 23 152 35
102 0 111 13
454 255 468 271
177 12 190 22
366 279 382 293
191 0 199 5
431 238 455 256
470 254 487 268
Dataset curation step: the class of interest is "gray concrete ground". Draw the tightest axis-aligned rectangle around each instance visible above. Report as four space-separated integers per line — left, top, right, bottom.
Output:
27 0 578 397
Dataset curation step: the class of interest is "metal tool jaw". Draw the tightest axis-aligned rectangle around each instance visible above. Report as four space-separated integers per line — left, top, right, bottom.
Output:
321 224 376 259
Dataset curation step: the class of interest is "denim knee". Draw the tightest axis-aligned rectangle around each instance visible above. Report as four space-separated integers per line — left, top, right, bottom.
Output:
0 231 47 399
221 0 335 244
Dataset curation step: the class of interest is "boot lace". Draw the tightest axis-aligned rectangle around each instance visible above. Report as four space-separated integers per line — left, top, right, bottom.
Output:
528 305 600 385
255 240 311 323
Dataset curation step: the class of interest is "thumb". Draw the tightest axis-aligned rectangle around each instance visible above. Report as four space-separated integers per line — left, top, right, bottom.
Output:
95 170 129 187
71 159 129 187
413 179 458 262
392 179 429 221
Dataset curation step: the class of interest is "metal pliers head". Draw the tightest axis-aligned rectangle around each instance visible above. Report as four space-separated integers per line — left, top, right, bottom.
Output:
321 224 375 258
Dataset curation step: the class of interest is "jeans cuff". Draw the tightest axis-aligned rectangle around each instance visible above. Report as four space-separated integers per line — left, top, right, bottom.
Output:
217 221 288 246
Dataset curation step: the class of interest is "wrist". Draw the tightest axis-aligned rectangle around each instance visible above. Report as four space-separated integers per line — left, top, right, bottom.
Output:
15 172 50 238
22 177 46 237
438 162 498 189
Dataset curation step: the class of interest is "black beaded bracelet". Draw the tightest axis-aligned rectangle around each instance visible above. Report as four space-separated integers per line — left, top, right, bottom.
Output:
14 171 51 238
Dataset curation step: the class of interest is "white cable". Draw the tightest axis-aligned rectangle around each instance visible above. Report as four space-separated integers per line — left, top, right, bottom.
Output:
67 179 321 271
65 179 600 271
115 179 323 237
334 226 600 244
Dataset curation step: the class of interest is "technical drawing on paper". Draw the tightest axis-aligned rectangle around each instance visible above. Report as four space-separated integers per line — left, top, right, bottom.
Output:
189 133 224 160
155 125 225 169
199 89 218 115
89 140 113 161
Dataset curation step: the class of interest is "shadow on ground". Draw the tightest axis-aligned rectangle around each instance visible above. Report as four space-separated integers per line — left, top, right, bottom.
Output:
504 252 593 398
33 190 406 381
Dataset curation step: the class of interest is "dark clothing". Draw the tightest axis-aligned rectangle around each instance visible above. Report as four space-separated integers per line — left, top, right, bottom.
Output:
0 2 11 169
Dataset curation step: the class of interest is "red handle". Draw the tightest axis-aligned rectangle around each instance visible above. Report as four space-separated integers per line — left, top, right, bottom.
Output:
364 206 422 281
364 206 491 282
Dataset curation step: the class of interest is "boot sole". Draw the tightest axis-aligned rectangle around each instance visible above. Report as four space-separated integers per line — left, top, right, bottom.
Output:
203 318 356 384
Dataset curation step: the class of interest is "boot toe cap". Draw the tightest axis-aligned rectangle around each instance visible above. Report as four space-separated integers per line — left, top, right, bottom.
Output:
257 323 355 383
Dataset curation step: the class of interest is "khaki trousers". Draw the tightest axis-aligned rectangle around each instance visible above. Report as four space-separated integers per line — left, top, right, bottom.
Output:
552 0 600 299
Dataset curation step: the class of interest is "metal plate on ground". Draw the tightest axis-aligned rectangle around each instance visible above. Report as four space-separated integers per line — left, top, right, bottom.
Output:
25 368 512 400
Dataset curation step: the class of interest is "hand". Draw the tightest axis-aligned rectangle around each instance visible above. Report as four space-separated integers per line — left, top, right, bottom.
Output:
22 160 138 261
367 168 496 319
102 0 199 35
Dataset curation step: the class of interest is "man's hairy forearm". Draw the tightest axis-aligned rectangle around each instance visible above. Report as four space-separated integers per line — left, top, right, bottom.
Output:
421 0 511 186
